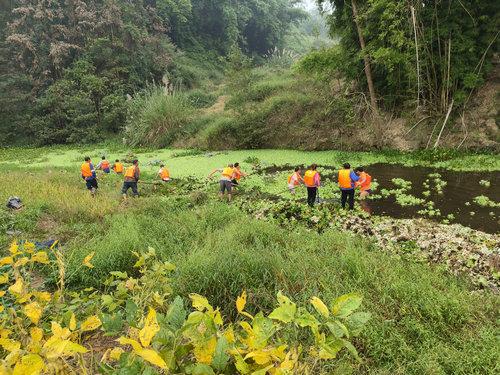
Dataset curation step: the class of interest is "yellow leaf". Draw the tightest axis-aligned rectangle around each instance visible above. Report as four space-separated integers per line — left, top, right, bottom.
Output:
14 257 29 267
50 322 71 340
80 315 101 332
24 241 36 254
9 241 20 255
224 327 235 344
30 327 44 343
8 277 24 295
49 240 59 250
0 305 3 313
30 252 49 264
135 347 167 369
236 290 247 313
69 313 76 331
17 292 33 304
109 347 124 361
189 293 212 312
116 336 142 352
0 256 14 266
33 291 51 303
152 292 164 306
0 273 9 284
24 302 43 325
0 338 21 352
310 297 329 318
82 252 95 268
193 336 217 364
133 256 145 268
13 353 44 375
139 307 159 347
213 309 223 326
0 291 5 297
245 349 272 365
43 338 88 359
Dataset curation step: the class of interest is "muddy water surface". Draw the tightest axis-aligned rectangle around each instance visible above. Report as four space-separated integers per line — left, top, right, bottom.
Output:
359 163 499 234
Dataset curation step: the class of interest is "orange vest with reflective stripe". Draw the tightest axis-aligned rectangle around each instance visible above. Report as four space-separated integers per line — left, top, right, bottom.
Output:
303 170 318 187
222 167 233 178
338 169 352 189
81 162 93 178
113 162 123 173
160 168 170 180
359 172 371 191
124 165 136 179
101 160 110 169
288 172 300 186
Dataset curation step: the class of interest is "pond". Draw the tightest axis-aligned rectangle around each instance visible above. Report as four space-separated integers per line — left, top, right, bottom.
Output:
349 163 499 234
256 163 499 234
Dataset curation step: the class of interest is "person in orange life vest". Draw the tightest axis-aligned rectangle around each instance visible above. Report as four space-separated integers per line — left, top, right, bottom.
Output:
338 163 359 210
288 167 304 194
81 156 98 195
208 164 234 202
303 164 321 206
112 159 124 174
122 160 140 198
96 156 111 174
354 166 372 199
158 164 171 182
231 162 248 187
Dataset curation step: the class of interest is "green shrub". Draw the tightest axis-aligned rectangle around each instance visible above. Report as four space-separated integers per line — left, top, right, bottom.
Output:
124 88 194 147
185 89 218 108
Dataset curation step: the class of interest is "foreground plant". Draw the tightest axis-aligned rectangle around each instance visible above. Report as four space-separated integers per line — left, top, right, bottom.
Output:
0 241 370 374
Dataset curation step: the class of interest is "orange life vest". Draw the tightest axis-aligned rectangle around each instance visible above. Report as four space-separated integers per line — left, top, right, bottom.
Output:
124 165 136 179
222 167 234 178
81 162 93 178
303 170 318 187
288 172 300 186
358 172 372 191
113 162 123 173
101 160 110 170
338 169 352 189
233 168 242 181
160 168 170 180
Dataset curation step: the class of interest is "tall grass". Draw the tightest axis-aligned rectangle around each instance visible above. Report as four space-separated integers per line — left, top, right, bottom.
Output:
125 87 194 148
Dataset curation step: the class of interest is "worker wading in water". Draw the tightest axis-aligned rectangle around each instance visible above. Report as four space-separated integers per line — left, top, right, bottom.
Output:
355 167 372 199
338 163 359 210
303 164 321 206
288 167 304 195
122 160 140 198
81 156 98 196
208 164 234 202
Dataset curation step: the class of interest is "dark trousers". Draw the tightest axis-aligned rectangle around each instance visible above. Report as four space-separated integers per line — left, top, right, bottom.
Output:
341 189 355 209
122 181 138 196
307 187 317 207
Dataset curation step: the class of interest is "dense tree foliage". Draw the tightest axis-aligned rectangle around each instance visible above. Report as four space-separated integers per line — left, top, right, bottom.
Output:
317 0 499 112
0 0 305 145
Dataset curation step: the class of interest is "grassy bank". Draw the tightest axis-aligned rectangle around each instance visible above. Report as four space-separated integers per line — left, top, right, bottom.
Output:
0 150 498 373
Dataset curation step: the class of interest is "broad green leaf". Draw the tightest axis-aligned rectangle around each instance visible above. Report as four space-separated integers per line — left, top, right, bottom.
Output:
13 353 44 375
342 339 361 362
211 336 230 371
191 363 215 375
294 307 319 329
326 320 349 338
317 338 344 359
331 292 362 318
110 271 128 279
165 296 186 331
310 296 329 317
269 292 296 323
346 312 371 336
233 353 251 374
125 299 139 325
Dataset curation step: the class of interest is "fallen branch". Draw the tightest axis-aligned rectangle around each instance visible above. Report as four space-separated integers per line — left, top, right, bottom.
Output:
456 112 468 150
405 116 431 136
433 99 454 149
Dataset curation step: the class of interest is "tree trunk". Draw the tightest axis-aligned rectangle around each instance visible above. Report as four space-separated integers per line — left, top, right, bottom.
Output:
351 0 378 115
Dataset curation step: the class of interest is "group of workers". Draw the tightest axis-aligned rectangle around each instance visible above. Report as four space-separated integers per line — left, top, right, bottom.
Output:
81 156 370 208
80 156 171 198
287 163 372 209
